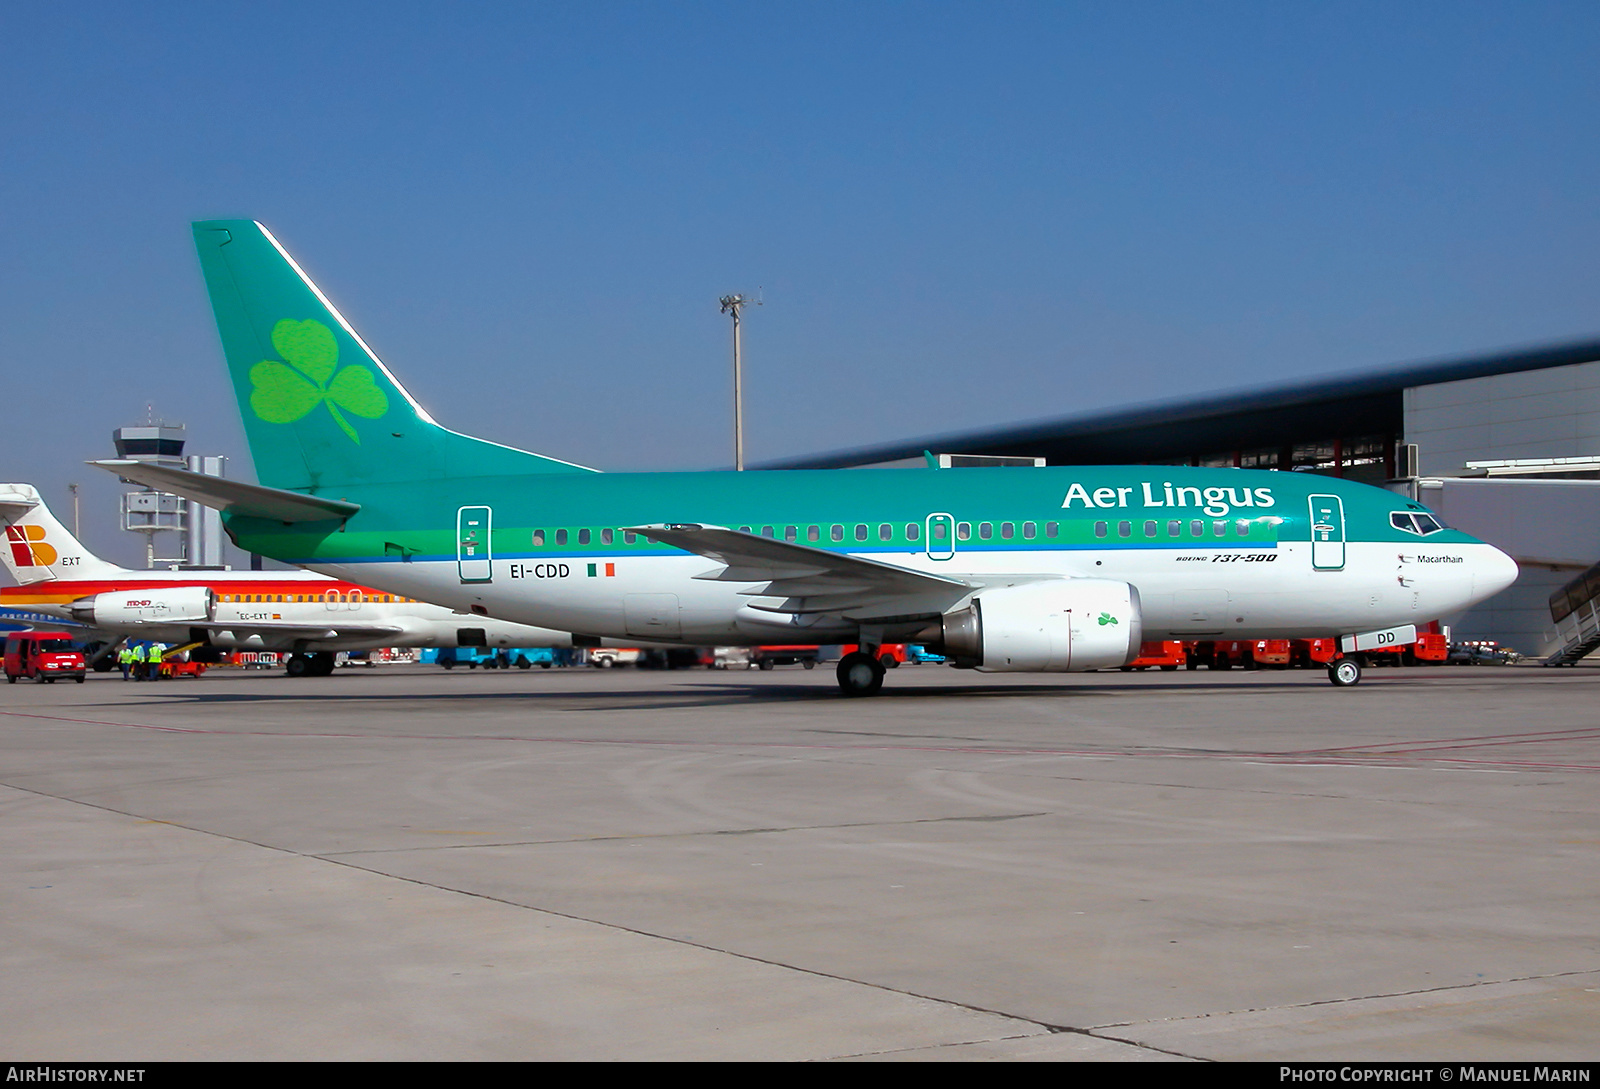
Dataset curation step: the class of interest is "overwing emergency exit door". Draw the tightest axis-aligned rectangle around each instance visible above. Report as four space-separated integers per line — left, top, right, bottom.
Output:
457 506 493 583
1308 495 1346 570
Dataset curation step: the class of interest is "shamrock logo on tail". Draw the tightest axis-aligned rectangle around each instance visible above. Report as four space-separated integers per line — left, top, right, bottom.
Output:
249 319 388 443
1097 612 1118 626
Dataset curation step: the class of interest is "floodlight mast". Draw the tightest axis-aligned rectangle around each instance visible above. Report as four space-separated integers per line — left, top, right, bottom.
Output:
720 293 748 471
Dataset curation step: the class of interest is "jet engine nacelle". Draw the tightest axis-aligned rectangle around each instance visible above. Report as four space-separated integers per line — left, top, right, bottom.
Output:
934 579 1142 672
70 587 216 627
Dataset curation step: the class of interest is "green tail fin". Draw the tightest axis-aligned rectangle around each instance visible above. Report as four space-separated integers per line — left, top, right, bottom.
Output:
192 220 594 493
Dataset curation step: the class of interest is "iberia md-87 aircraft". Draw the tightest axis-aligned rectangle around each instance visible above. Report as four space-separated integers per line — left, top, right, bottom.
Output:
0 484 572 676
97 220 1518 695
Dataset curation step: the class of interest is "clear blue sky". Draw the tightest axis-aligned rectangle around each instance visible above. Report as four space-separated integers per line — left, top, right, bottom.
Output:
3 1 1598 566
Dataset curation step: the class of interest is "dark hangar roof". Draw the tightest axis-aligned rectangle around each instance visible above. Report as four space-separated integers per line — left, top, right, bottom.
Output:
758 337 1600 469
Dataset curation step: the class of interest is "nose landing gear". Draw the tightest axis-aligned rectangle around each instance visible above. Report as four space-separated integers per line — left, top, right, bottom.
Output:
1328 656 1362 686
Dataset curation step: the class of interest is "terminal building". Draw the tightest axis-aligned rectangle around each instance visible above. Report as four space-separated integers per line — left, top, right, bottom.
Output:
763 337 1600 661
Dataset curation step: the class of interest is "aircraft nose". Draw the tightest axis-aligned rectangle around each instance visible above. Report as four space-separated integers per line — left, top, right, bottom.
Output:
1476 545 1519 600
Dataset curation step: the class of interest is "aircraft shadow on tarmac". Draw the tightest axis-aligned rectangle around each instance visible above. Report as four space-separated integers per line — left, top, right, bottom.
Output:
91 675 1335 712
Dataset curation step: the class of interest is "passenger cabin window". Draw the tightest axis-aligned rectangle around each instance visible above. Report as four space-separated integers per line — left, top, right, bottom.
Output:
578 529 591 545
1190 520 1203 537
1022 522 1036 539
831 525 844 542
1118 521 1131 538
957 522 972 541
1143 520 1157 537
906 523 921 541
978 522 993 540
807 526 820 542
555 529 568 546
1094 522 1107 539
879 523 892 541
1000 522 1014 539
624 531 637 544
1046 522 1059 538
785 526 798 542
1167 520 1181 536
601 529 613 545
855 524 868 542
532 529 545 546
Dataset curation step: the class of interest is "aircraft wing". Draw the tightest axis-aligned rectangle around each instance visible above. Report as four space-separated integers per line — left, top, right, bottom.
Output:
190 620 407 640
626 523 973 617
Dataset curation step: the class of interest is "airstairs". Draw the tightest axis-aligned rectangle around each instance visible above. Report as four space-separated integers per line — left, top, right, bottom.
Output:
1544 561 1600 665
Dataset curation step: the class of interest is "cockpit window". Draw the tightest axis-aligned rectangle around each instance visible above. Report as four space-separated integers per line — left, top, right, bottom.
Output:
1391 511 1447 536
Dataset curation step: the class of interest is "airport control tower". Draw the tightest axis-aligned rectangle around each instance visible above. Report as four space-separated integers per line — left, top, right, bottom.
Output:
112 421 228 569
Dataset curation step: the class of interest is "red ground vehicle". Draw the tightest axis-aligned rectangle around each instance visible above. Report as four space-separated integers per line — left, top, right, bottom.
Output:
841 644 904 670
1288 638 1340 668
4 631 86 684
1124 641 1185 670
1183 639 1291 670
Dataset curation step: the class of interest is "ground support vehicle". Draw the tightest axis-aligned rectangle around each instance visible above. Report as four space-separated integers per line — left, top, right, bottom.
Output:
4 631 86 684
1124 640 1185 671
1287 638 1340 669
841 643 906 670
586 648 642 669
750 645 821 671
1448 640 1519 665
904 644 946 664
423 646 555 669
1184 639 1290 670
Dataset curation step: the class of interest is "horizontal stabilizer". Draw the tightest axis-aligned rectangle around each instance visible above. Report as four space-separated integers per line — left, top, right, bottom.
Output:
90 461 360 523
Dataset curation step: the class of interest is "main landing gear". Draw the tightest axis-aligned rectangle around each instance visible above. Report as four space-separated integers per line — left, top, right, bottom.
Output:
1327 656 1362 687
836 651 886 697
285 652 337 677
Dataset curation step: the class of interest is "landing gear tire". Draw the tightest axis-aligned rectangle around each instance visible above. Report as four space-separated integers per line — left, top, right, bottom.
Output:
309 653 336 677
285 655 311 678
1329 658 1362 687
836 651 885 697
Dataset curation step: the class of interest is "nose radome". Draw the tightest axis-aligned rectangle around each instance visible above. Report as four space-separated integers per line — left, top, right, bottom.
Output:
1477 546 1520 600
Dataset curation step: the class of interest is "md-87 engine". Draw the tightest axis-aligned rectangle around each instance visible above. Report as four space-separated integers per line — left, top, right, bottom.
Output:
922 579 1142 672
70 587 216 627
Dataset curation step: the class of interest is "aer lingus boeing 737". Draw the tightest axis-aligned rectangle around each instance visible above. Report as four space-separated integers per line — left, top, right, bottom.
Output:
96 220 1518 694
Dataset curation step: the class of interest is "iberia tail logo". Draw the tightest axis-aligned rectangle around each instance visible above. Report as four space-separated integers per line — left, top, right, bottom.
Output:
5 525 57 568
